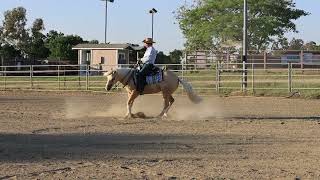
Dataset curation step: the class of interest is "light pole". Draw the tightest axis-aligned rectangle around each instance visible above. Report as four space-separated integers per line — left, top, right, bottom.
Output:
242 0 248 90
101 0 114 44
149 8 158 39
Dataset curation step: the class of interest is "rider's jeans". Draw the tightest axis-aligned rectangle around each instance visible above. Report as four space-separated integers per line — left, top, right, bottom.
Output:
137 63 154 93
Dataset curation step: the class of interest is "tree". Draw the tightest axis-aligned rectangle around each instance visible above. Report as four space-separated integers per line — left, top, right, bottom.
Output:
155 51 171 64
46 34 84 63
0 44 20 61
271 37 289 50
46 30 64 42
1 7 28 55
169 49 183 64
88 40 99 44
288 38 304 50
304 41 318 51
176 0 309 52
1 7 49 61
26 18 50 59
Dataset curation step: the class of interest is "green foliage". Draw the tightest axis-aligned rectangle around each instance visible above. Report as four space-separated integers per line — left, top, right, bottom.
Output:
1 7 28 54
176 0 309 51
0 7 49 59
169 49 183 64
0 44 20 60
155 50 183 65
26 18 49 58
288 38 304 50
0 7 92 63
46 33 84 63
155 51 171 64
88 40 99 44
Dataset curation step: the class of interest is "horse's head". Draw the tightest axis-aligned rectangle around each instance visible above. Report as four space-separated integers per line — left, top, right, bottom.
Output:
104 70 118 91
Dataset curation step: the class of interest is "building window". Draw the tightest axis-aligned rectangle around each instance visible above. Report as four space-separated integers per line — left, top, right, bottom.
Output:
101 57 105 64
118 53 126 64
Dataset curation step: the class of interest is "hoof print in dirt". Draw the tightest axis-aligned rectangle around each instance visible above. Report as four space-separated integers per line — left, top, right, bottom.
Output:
120 166 130 170
168 176 177 180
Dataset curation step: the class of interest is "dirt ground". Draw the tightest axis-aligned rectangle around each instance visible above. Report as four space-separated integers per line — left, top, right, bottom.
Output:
0 90 320 180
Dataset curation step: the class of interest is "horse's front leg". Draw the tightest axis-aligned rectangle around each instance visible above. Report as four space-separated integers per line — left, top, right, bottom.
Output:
125 91 139 118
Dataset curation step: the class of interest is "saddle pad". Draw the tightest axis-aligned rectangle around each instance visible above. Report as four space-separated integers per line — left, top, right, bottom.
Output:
145 70 163 85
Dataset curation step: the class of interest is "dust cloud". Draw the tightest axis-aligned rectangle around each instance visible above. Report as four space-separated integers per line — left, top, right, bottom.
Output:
64 94 223 120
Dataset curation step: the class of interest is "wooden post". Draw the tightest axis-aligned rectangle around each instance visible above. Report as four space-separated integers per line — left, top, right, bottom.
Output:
86 65 89 90
252 63 255 95
216 60 220 93
288 63 292 93
58 65 60 90
226 51 230 70
264 51 267 71
30 65 33 89
300 50 304 70
3 66 6 90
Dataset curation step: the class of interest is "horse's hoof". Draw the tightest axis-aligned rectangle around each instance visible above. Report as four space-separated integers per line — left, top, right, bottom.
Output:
125 114 133 119
161 113 168 119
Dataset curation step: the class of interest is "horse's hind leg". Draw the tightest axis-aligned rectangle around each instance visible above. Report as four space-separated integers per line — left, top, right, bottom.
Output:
158 94 175 118
164 95 175 115
158 95 170 118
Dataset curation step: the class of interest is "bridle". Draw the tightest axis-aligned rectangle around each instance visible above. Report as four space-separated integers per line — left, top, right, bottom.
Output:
109 68 134 90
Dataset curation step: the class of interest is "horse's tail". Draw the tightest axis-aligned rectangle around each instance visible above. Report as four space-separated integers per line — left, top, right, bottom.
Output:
178 78 202 104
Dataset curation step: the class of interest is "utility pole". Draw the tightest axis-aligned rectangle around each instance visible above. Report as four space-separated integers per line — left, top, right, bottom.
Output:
149 8 158 39
101 0 114 44
242 0 248 90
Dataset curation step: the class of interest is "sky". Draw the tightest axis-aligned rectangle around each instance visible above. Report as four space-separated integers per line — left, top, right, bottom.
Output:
0 0 319 54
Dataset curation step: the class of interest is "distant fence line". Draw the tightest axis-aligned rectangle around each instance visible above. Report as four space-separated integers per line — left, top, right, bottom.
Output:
185 50 320 70
1 63 320 96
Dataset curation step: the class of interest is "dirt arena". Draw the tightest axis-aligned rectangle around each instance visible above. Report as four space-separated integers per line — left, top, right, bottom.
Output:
0 91 320 179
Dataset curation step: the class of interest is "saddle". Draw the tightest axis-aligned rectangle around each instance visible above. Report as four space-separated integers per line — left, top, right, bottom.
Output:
133 66 164 86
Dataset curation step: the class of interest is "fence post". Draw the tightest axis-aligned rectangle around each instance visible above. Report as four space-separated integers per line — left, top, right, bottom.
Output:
252 63 255 95
4 66 6 90
63 66 66 88
30 65 33 89
78 65 81 88
58 65 60 90
300 50 304 71
86 64 89 90
264 51 267 71
226 51 230 70
181 59 184 93
288 62 292 93
216 60 220 93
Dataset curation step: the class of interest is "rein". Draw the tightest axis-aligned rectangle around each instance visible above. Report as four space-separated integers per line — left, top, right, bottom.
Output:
121 69 134 88
111 69 134 90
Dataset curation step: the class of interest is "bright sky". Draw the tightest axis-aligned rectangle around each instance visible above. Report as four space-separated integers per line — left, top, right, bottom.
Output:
0 0 319 54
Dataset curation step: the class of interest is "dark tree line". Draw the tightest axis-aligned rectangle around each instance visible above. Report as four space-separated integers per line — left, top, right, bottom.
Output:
0 7 99 65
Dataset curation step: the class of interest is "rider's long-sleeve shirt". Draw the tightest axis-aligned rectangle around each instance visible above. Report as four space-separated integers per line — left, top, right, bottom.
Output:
141 46 157 64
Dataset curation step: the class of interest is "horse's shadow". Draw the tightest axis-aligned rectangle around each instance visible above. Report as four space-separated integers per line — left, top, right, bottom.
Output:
131 112 149 119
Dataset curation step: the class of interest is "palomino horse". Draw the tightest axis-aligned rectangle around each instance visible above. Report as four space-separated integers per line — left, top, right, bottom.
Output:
104 68 202 118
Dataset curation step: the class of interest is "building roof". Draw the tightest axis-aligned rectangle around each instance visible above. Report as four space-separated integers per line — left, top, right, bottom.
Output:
72 43 144 50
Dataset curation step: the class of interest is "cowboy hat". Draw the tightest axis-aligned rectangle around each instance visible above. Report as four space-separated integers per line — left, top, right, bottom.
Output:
142 38 155 44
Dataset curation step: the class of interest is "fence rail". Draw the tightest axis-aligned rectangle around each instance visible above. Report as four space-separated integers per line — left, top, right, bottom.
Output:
1 63 320 96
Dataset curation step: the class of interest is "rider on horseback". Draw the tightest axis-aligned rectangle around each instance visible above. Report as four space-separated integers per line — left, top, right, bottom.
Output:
137 37 157 95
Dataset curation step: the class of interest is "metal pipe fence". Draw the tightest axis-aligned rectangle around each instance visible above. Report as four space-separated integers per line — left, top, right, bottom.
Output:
1 63 320 95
